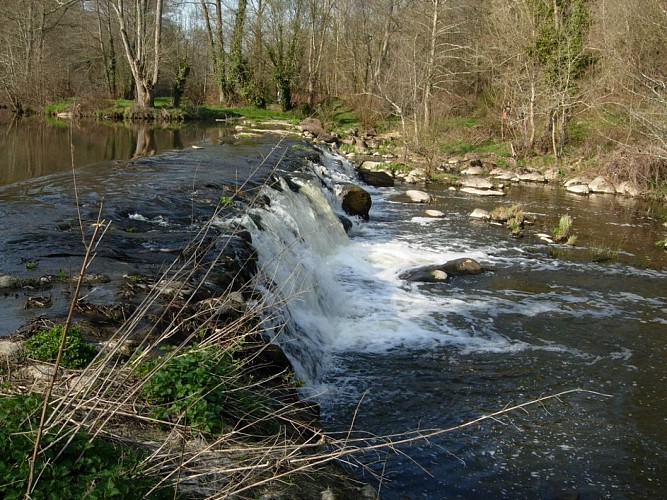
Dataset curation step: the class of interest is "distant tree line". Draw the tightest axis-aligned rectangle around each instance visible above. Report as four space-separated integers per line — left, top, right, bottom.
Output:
1 0 665 159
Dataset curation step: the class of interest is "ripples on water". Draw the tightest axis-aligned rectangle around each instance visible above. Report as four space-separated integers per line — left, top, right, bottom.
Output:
244 154 666 498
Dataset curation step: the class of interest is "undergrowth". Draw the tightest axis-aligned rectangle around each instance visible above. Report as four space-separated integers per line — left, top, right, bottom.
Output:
137 343 273 435
0 394 170 499
23 324 97 369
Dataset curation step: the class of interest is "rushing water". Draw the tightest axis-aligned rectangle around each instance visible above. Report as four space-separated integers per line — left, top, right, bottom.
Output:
242 152 667 499
1 120 666 498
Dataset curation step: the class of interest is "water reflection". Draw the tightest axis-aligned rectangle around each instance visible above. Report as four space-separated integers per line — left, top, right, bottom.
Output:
0 110 234 187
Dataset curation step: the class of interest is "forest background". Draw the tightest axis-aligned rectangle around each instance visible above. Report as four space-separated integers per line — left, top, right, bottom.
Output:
1 0 666 190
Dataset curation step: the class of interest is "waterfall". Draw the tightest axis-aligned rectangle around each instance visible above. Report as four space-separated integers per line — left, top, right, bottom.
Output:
241 169 352 381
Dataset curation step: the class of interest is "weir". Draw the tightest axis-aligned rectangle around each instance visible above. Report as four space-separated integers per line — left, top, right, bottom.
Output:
240 155 354 381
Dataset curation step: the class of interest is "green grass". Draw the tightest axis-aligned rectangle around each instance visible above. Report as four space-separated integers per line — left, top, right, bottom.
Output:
553 214 574 244
441 139 510 156
44 97 78 115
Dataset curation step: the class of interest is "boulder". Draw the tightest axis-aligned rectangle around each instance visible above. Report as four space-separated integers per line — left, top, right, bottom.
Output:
460 187 506 197
0 275 19 288
337 183 372 220
318 132 339 144
358 167 394 187
399 257 484 283
566 184 591 195
544 168 560 182
405 190 431 203
461 165 484 176
461 177 494 189
492 171 518 181
469 208 491 220
424 209 445 217
405 168 428 184
617 181 641 197
0 340 22 363
360 160 384 170
299 118 324 136
588 176 616 194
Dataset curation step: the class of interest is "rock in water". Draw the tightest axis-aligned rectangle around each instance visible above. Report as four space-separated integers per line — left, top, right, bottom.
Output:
588 176 616 194
358 168 394 187
399 257 484 283
337 183 372 220
469 208 491 220
405 190 431 203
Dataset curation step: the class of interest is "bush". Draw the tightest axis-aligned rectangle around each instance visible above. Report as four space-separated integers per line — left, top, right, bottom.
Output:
0 394 169 499
23 324 97 369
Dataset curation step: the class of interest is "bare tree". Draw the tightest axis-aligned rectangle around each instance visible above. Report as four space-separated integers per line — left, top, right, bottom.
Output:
110 0 164 109
0 0 81 111
199 0 229 104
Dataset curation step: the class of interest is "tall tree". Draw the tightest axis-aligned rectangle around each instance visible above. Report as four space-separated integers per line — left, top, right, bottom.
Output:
199 0 229 104
110 0 164 109
265 0 303 111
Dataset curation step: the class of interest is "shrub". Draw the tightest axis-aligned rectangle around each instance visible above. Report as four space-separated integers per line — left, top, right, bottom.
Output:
23 324 97 369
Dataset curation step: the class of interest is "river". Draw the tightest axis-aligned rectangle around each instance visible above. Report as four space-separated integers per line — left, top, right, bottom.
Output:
1 116 666 499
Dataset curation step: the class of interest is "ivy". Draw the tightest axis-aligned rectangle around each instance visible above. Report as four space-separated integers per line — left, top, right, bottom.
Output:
23 324 97 369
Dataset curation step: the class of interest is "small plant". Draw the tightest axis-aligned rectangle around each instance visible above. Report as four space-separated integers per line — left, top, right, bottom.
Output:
137 343 269 434
220 195 234 207
386 162 413 174
590 245 619 262
56 269 68 281
0 394 168 499
553 214 574 243
22 258 38 270
656 238 667 250
23 324 97 369
491 204 525 236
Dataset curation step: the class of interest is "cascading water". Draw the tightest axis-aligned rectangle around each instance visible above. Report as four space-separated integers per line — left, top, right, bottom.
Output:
241 147 667 498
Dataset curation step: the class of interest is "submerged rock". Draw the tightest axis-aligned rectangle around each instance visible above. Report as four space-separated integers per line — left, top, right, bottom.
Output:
399 257 484 283
0 275 19 289
469 208 491 220
460 187 506 197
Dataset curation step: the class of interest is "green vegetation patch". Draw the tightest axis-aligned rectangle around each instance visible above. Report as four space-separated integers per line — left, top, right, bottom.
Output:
23 324 97 369
44 97 78 115
0 394 168 499
137 344 271 435
441 139 510 157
